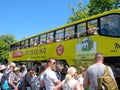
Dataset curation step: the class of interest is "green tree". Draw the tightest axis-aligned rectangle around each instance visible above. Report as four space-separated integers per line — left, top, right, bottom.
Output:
0 34 16 62
88 0 120 16
0 38 9 62
68 0 89 22
0 34 16 44
114 0 120 8
68 0 120 22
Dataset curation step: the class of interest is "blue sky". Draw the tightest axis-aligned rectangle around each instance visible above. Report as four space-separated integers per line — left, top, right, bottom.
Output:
0 0 89 40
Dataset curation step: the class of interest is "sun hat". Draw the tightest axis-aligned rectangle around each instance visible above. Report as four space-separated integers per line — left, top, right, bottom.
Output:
0 65 6 71
21 64 26 67
9 62 16 68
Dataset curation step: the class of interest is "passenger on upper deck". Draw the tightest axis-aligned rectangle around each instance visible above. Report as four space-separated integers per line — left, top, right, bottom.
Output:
56 36 63 42
39 40 46 46
101 23 117 36
93 27 98 34
34 42 38 46
88 26 98 35
88 27 94 35
77 33 80 38
101 23 110 35
65 35 71 40
47 37 53 44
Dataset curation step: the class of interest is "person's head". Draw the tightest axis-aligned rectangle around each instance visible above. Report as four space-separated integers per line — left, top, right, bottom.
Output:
94 52 104 63
47 58 56 69
88 28 94 35
80 67 86 76
27 67 34 76
93 27 98 34
56 64 62 72
65 67 77 81
66 35 70 40
0 65 6 73
20 64 27 72
8 62 16 71
14 67 20 73
104 23 109 30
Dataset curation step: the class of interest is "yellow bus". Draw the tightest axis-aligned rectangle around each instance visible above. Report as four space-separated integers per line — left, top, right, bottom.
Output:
9 9 120 86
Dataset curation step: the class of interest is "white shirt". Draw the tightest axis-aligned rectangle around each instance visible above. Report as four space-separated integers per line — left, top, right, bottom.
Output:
62 78 78 90
76 75 84 90
0 73 3 82
41 69 59 90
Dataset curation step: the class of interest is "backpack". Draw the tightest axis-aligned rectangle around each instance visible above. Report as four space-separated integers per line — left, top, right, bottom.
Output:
17 79 22 89
21 73 31 90
0 72 11 89
97 66 118 90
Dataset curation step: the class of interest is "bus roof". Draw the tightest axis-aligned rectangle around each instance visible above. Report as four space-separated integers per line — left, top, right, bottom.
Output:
11 9 120 44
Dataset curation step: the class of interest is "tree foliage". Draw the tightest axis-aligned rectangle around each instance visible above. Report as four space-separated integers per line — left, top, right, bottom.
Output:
0 34 16 62
68 0 120 22
88 0 120 16
68 0 89 23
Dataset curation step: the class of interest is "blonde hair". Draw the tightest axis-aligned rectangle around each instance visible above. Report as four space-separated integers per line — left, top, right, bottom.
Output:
65 67 77 82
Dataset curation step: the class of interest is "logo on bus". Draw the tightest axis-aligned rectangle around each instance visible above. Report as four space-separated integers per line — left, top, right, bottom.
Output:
56 44 64 56
114 43 120 49
13 51 22 58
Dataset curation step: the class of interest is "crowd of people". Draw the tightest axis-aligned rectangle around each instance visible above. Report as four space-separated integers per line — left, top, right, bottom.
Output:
0 52 117 90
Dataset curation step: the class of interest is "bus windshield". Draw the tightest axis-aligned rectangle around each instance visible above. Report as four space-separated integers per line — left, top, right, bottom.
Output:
100 14 120 37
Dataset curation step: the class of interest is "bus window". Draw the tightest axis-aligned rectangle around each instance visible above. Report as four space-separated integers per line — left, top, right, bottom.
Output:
20 41 25 49
13 43 18 50
11 44 15 51
34 36 39 46
16 42 20 50
77 22 86 37
65 26 75 40
30 38 34 47
40 34 46 45
25 39 29 48
10 44 13 51
100 14 120 37
87 19 98 35
12 44 15 51
56 29 64 42
47 32 54 44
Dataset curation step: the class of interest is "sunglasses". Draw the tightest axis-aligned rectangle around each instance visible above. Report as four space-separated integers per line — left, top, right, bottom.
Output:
52 62 56 65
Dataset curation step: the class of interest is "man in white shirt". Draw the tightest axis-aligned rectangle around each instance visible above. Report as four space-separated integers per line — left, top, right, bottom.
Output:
41 58 60 90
